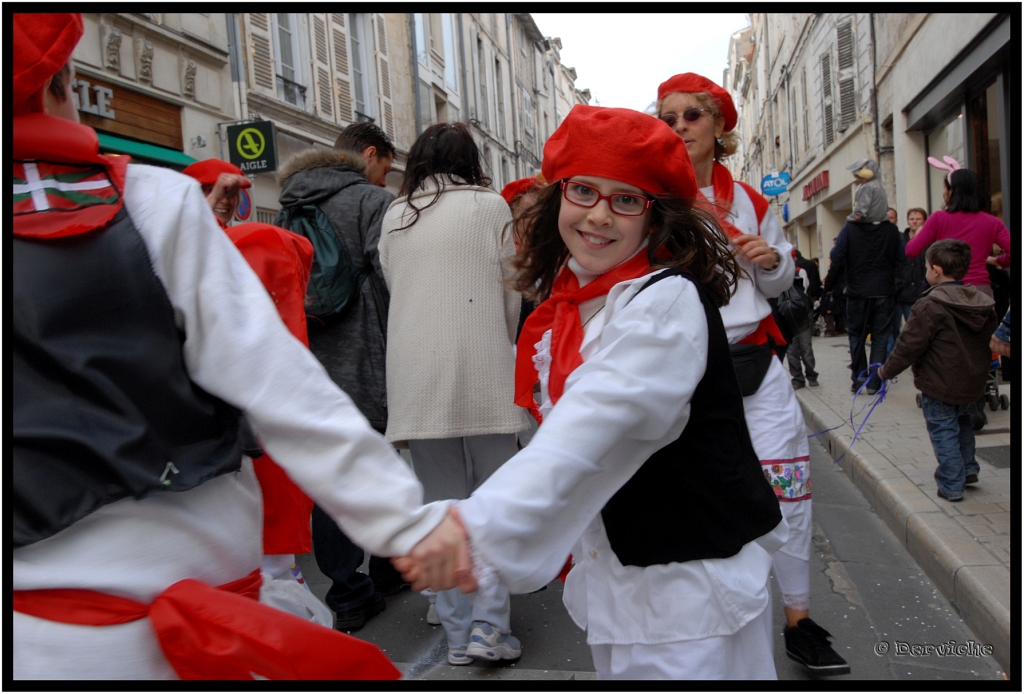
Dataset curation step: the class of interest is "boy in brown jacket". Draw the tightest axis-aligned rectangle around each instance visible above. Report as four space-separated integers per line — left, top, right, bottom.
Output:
878 240 998 501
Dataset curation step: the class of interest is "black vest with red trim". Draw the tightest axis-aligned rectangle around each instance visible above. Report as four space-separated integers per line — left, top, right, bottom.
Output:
600 269 782 566
13 208 242 549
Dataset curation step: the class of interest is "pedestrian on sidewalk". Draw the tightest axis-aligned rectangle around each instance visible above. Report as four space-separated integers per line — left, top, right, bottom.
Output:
907 163 1011 298
878 240 998 502
378 122 529 667
399 104 788 680
276 122 409 632
825 164 905 395
13 14 469 679
888 207 929 354
654 73 848 676
782 256 819 389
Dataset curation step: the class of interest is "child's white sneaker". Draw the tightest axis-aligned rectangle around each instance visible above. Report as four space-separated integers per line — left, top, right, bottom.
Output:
465 621 521 661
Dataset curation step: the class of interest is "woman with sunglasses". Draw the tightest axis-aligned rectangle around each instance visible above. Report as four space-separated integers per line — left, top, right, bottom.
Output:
397 105 788 679
656 73 849 677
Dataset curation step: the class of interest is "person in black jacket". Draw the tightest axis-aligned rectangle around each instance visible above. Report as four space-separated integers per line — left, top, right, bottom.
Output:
824 209 906 394
793 249 822 300
888 207 929 353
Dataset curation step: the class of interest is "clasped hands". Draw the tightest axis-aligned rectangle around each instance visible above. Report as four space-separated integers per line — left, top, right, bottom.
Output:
392 505 478 593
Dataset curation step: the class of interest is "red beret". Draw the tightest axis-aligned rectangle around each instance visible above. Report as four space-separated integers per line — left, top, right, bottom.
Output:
657 73 738 132
182 159 252 188
500 177 543 206
542 105 697 200
14 14 84 116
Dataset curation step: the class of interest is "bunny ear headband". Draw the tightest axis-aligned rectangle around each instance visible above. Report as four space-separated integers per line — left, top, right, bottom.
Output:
927 155 962 185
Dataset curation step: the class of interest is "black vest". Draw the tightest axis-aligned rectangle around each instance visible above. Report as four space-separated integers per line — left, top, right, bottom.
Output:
601 269 782 567
14 208 242 549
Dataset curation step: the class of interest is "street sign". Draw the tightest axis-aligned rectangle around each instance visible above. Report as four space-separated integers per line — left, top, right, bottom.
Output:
227 120 278 174
761 171 790 196
235 188 252 221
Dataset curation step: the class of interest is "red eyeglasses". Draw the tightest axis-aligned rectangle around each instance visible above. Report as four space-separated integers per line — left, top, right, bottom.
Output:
659 107 711 128
561 180 654 217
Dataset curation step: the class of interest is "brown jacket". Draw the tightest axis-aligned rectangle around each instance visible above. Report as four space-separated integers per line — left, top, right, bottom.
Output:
881 283 998 404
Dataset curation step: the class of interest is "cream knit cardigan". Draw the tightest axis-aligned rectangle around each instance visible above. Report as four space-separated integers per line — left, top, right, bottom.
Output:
379 179 528 444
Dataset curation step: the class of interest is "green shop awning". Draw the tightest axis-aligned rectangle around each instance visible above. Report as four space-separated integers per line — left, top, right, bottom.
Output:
96 133 197 169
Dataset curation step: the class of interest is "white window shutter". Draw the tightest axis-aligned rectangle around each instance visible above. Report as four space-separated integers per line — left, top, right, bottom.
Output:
373 14 395 139
246 13 276 95
330 15 353 124
311 14 334 122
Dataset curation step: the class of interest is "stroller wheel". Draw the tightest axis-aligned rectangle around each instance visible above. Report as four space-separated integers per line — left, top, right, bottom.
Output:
987 394 1000 411
999 394 1010 410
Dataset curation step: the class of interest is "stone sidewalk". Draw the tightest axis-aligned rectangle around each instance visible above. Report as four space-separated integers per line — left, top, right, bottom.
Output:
793 333 1012 674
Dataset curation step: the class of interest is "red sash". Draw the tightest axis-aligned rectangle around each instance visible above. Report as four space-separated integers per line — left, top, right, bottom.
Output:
13 570 400 680
514 253 652 422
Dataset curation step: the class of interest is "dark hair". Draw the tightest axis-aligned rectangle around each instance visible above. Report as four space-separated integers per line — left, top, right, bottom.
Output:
511 183 740 307
943 169 984 213
392 123 491 231
334 122 395 158
907 207 928 220
925 239 971 280
48 62 72 101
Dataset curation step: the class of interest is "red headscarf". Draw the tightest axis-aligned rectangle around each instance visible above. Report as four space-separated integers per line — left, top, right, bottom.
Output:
516 106 700 422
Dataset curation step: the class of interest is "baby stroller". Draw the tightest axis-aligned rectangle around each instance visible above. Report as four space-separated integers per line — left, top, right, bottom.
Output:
915 355 1009 430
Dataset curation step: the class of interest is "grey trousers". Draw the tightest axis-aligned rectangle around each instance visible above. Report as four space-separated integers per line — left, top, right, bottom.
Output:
787 327 818 384
409 434 520 648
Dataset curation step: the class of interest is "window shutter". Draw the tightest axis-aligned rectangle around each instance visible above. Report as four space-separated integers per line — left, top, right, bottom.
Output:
820 53 834 147
246 13 276 95
312 15 333 121
372 14 395 139
836 22 854 70
837 77 856 131
330 15 353 123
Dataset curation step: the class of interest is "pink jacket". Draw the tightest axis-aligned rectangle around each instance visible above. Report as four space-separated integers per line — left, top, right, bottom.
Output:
906 210 1010 286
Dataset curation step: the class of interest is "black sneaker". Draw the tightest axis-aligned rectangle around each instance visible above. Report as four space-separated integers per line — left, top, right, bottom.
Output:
785 618 851 676
965 473 979 485
334 591 386 632
851 380 865 393
808 377 820 387
937 488 963 502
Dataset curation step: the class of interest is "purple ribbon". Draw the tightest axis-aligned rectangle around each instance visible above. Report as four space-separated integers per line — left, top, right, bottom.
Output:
806 363 889 463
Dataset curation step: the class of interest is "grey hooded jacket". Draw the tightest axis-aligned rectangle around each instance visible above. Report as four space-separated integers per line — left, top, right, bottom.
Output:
846 159 887 224
278 148 395 432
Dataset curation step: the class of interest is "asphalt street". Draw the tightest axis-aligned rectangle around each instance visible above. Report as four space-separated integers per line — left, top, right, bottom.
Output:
296 429 1006 681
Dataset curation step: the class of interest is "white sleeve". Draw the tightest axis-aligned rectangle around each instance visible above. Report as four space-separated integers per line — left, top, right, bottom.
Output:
753 200 796 298
123 165 446 557
457 276 709 592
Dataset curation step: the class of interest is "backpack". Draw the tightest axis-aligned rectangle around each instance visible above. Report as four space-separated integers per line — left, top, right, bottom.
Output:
274 204 365 325
775 278 813 335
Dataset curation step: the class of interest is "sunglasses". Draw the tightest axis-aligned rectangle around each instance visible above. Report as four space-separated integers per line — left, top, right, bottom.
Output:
659 107 711 128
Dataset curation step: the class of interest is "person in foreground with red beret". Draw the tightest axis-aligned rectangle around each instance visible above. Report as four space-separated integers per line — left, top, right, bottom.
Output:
397 105 788 679
13 14 468 680
656 73 849 676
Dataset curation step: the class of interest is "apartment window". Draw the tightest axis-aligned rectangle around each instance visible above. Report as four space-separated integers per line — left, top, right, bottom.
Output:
477 37 489 128
495 57 505 138
801 69 810 151
443 13 458 90
429 13 444 56
414 13 428 66
273 13 303 106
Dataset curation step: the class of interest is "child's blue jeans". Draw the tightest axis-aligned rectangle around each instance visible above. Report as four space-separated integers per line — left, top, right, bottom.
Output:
921 394 980 500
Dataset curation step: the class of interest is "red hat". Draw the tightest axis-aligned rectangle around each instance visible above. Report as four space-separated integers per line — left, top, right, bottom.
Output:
182 159 252 188
500 177 543 206
14 14 84 117
542 105 697 200
657 73 738 132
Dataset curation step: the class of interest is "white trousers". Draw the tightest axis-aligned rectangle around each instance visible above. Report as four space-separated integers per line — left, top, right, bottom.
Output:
589 591 776 680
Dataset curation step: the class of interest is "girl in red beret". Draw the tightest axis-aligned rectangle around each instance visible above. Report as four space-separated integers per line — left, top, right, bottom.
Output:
657 74 849 676
397 104 788 679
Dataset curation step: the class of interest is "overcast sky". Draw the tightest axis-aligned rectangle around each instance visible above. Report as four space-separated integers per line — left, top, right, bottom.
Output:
533 13 750 113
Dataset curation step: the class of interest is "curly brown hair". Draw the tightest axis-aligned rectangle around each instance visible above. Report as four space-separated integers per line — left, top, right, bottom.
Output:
511 183 741 307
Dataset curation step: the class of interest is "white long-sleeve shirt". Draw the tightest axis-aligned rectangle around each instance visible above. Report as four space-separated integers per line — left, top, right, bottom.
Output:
701 183 794 343
459 269 788 646
14 164 446 679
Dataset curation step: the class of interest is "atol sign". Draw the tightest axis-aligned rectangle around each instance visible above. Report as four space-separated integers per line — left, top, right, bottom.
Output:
227 121 278 174
761 171 790 196
802 170 830 201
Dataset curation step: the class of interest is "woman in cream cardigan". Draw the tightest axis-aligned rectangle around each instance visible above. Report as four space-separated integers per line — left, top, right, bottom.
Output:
378 122 528 665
